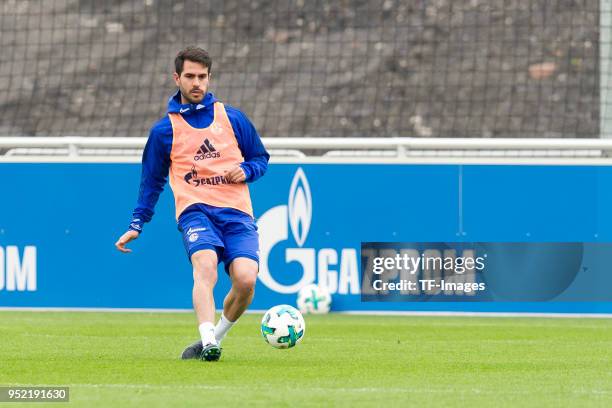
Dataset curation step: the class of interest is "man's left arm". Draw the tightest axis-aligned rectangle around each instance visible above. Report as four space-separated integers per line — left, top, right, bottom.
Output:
226 105 270 183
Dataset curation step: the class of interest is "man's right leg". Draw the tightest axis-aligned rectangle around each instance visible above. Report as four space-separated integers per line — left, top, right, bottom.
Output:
190 249 221 361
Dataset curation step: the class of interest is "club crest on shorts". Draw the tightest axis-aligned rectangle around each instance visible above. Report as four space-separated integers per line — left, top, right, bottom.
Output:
188 232 199 243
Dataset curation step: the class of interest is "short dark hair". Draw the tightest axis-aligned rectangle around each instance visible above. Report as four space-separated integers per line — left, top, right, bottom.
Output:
175 46 212 75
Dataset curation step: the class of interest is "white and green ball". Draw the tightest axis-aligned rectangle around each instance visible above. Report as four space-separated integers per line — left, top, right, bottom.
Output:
297 283 332 314
261 305 306 349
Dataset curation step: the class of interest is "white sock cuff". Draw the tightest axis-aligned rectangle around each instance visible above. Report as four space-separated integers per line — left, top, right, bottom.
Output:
199 321 216 345
199 321 215 331
221 314 236 325
214 314 236 343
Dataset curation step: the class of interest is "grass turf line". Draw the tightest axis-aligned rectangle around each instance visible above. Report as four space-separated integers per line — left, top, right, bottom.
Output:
1 311 611 407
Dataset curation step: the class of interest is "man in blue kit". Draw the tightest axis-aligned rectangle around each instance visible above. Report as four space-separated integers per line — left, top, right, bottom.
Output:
115 46 269 362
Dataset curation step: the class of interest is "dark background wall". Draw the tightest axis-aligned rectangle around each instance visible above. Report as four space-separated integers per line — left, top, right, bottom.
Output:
0 0 599 138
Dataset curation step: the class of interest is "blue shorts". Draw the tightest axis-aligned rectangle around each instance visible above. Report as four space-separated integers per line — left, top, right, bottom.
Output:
177 203 259 273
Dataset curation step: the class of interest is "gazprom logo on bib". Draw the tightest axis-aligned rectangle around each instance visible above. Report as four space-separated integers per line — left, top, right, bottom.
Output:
257 168 359 295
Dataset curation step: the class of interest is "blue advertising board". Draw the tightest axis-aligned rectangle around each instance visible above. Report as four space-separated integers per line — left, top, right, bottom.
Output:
1 162 612 313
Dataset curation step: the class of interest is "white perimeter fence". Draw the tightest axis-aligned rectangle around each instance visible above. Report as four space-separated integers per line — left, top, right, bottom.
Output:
3 137 612 164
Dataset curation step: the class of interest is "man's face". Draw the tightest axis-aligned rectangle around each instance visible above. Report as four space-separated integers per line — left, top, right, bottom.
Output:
173 60 210 104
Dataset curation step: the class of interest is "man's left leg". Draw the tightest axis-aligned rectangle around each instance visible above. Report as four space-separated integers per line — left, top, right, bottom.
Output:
214 257 258 344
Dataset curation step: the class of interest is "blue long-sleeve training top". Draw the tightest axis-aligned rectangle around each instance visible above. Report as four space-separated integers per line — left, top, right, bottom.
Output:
128 91 269 233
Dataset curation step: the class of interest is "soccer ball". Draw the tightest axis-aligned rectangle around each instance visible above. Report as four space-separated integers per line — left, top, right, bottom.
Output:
261 305 306 349
297 283 332 314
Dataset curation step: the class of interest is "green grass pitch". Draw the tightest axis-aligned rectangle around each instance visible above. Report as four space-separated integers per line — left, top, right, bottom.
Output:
1 311 611 407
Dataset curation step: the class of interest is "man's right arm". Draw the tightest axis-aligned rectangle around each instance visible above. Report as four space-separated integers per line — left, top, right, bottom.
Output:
115 118 172 252
129 118 173 232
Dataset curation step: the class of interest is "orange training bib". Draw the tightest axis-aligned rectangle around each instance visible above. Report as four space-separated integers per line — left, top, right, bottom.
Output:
168 102 253 219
